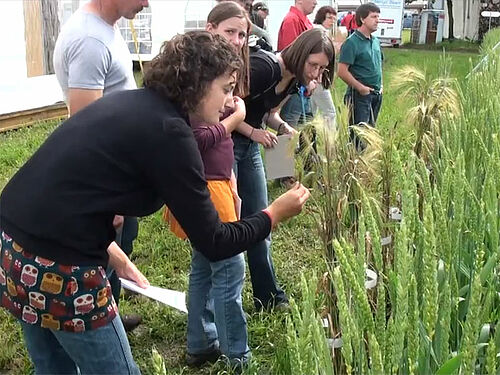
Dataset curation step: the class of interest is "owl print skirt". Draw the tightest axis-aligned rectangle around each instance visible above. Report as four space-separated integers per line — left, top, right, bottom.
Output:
0 230 117 333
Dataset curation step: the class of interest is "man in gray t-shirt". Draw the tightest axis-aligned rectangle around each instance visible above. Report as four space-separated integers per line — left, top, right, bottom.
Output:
53 10 136 106
53 0 149 332
53 0 144 115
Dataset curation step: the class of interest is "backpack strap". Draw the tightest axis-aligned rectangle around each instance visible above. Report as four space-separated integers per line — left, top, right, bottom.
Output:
248 49 281 101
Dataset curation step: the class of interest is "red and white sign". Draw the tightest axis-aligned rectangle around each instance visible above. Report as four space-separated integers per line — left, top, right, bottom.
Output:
379 18 395 24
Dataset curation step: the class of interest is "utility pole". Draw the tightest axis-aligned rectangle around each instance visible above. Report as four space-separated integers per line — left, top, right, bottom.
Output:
446 0 454 39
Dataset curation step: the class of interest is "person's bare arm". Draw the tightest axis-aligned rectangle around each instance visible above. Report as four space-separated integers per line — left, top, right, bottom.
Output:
262 94 297 135
107 241 149 288
67 88 103 116
337 63 373 96
220 97 246 134
235 120 278 148
230 97 278 147
266 108 296 135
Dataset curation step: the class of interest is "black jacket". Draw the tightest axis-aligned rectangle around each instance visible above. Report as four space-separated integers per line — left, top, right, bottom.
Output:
0 88 270 266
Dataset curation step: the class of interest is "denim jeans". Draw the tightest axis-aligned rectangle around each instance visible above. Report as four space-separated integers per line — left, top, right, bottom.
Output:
344 87 383 126
280 92 313 128
187 249 250 361
108 216 138 303
232 136 287 309
20 315 140 374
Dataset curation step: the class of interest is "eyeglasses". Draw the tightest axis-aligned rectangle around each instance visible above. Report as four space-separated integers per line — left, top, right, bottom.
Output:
306 61 328 75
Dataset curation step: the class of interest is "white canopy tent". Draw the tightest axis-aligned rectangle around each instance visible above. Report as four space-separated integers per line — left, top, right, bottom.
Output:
1 0 339 119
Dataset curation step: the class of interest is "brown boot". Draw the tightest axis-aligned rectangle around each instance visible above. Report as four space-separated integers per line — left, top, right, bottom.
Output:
121 314 142 332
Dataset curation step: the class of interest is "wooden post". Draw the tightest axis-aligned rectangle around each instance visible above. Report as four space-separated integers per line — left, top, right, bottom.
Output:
23 0 44 77
23 0 60 77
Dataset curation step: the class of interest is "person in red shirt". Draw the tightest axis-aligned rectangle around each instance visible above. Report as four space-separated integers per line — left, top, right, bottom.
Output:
341 11 358 34
277 0 317 51
277 0 318 132
340 11 352 28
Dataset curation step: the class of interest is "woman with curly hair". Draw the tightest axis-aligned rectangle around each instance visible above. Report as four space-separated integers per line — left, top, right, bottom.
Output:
0 31 309 374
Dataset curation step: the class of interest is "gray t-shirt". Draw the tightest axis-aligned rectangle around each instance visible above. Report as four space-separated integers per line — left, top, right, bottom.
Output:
53 9 136 102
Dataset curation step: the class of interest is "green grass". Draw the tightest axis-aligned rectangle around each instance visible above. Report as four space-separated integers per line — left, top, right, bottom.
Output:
402 37 480 53
397 28 479 51
334 48 479 134
400 25 480 52
0 47 479 374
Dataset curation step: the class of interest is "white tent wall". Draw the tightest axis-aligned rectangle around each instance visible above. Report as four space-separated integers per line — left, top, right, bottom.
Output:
145 0 217 60
1 1 28 83
0 0 65 116
1 0 78 83
443 0 481 40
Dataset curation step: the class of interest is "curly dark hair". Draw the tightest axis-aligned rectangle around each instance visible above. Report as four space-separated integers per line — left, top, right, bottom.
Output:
143 31 243 113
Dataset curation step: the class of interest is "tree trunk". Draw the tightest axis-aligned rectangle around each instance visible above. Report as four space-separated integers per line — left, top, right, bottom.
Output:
446 0 454 40
41 0 60 74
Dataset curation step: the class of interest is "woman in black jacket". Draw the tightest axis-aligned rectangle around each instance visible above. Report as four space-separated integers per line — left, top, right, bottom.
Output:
0 31 309 374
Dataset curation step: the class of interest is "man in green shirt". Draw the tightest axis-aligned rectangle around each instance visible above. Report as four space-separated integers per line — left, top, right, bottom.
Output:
338 2 383 127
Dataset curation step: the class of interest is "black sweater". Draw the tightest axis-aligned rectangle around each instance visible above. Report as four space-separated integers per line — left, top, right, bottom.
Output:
243 49 298 128
0 88 271 266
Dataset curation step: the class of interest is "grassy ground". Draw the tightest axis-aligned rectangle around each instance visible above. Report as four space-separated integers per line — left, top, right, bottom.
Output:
333 47 479 133
0 47 479 374
400 27 480 52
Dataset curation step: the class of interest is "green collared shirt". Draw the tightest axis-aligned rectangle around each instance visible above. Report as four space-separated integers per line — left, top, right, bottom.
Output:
339 30 383 91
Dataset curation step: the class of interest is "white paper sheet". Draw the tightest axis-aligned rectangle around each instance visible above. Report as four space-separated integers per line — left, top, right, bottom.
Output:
120 278 187 313
264 134 296 180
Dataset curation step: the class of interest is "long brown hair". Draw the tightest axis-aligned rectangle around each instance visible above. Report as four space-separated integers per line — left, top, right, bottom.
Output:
281 28 335 89
207 1 250 97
